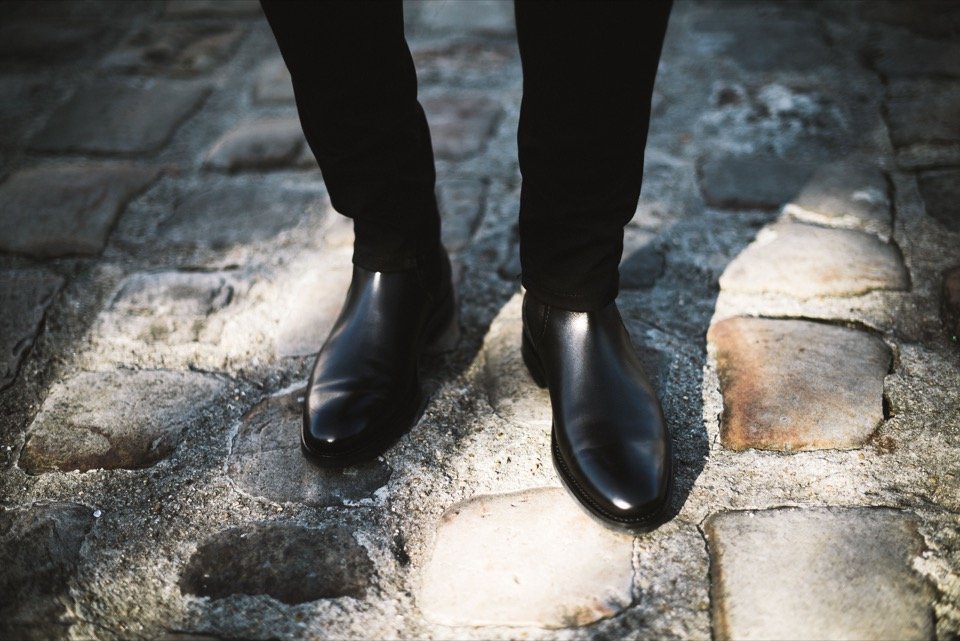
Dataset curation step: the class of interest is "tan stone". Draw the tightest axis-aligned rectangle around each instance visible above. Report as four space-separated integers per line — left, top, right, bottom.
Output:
707 317 891 451
719 221 909 298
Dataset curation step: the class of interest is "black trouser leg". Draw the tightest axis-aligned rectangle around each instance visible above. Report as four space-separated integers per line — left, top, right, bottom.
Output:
261 0 441 272
514 0 672 312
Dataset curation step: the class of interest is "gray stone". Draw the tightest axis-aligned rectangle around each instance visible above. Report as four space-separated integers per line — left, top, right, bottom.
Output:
203 119 308 173
158 183 322 249
180 523 373 604
706 508 934 641
867 29 960 79
408 0 516 35
31 78 211 154
419 487 634 628
411 38 516 84
438 178 484 252
0 162 160 257
0 269 64 390
0 22 105 62
227 389 391 507
252 57 293 104
861 1 960 38
620 228 665 290
101 23 245 76
632 151 704 227
784 162 892 239
0 503 95 641
164 0 262 17
20 369 227 473
422 94 502 160
99 271 236 346
707 317 891 451
719 221 909 298
943 266 960 343
700 155 814 210
918 169 960 233
885 79 960 150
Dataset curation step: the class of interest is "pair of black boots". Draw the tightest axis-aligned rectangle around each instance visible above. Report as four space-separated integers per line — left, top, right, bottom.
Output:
303 248 672 531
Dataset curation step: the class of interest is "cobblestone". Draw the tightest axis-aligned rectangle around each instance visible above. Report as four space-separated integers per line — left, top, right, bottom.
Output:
0 269 63 389
422 94 503 159
0 162 159 257
699 155 814 210
917 169 960 233
438 178 484 252
203 118 311 172
708 317 891 451
101 23 245 76
706 508 934 641
252 57 293 104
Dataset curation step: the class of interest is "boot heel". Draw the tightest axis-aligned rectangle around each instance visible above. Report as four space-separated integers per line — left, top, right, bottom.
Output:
521 331 548 389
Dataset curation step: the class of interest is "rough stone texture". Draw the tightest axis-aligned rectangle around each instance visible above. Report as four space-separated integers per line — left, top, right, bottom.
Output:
408 0 516 35
0 269 64 390
422 94 502 160
158 183 322 249
227 389 391 506
0 162 159 257
719 221 909 298
885 79 960 149
867 29 960 79
419 488 634 628
20 369 227 473
438 178 484 252
861 1 960 38
101 23 245 76
944 266 960 342
0 503 96 641
699 155 814 210
203 119 309 173
783 162 892 239
0 22 105 62
411 39 516 85
253 57 293 104
31 78 210 153
620 228 665 290
180 523 373 604
164 0 262 18
708 317 891 451
918 169 960 233
706 508 934 641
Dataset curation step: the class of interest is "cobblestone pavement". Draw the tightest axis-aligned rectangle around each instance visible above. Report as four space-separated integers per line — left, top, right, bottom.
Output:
1 1 959 639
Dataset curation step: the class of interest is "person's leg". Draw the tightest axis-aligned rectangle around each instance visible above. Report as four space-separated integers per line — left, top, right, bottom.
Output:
515 0 671 312
514 0 674 531
261 0 441 274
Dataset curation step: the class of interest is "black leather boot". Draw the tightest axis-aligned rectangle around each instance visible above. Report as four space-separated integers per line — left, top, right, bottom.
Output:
521 292 672 531
301 248 459 467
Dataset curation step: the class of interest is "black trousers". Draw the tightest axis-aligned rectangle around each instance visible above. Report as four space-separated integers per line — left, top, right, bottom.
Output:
261 0 671 312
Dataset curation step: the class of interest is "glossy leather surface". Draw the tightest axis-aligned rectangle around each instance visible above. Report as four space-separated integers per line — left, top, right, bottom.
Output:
521 292 672 530
302 250 457 467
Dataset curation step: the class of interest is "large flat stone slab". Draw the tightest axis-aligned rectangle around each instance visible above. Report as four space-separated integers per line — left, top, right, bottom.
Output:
31 78 210 154
719 221 909 298
180 523 372 604
918 169 960 233
419 487 634 628
227 389 391 506
700 155 814 210
783 162 892 239
0 269 63 390
708 317 891 451
20 369 227 473
0 503 96 641
706 508 934 641
0 162 159 257
422 94 502 160
203 118 310 173
100 22 244 76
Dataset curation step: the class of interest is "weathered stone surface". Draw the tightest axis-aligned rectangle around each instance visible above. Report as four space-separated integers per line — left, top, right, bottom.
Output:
98 271 236 346
411 39 515 84
690 13 833 72
633 151 704 226
0 269 64 390
164 0 262 17
0 162 159 257
719 222 909 298
943 266 960 342
885 79 960 149
408 0 516 35
180 523 373 604
158 183 322 249
867 29 960 79
620 228 664 290
419 487 634 628
422 94 502 160
0 503 95 641
20 369 227 473
918 168 960 233
708 317 891 451
861 1 960 38
31 78 210 153
203 119 308 173
700 155 814 210
438 178 484 252
784 162 892 238
252 57 293 104
706 508 934 641
0 22 105 62
101 23 244 76
227 389 391 506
